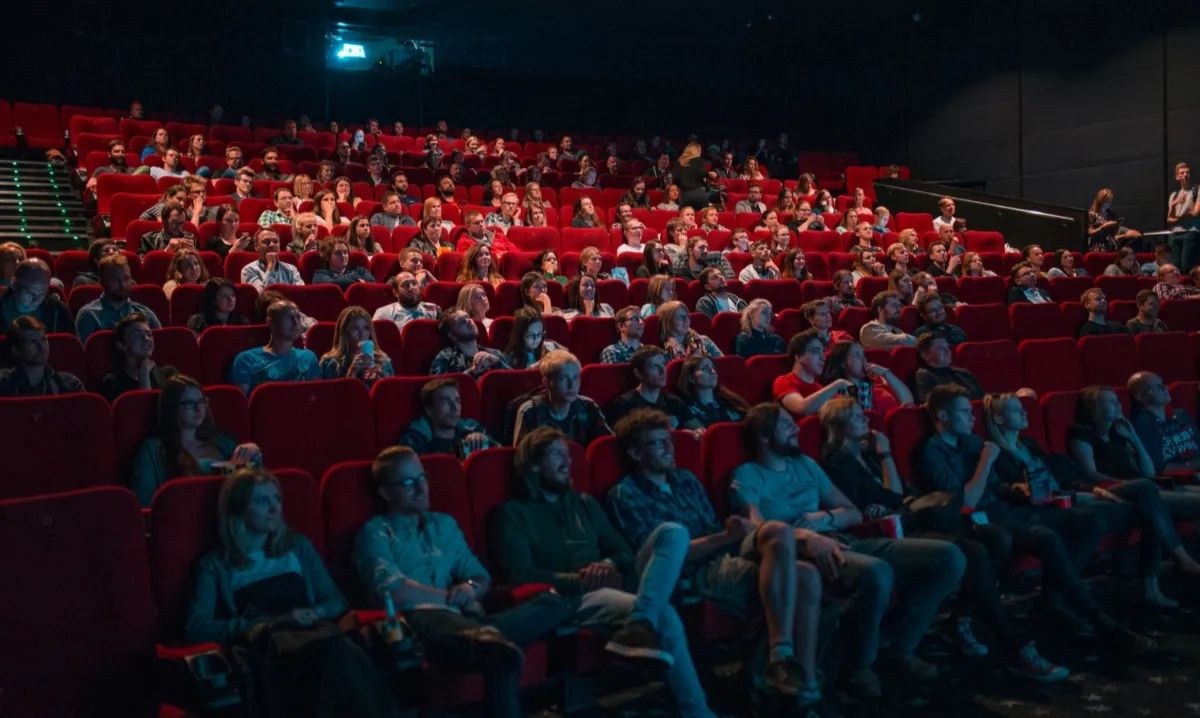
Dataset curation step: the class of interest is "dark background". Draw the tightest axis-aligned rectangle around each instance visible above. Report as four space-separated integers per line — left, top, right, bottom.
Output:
6 0 1199 229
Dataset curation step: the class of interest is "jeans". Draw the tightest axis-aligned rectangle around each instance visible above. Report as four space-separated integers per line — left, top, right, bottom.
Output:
953 525 1025 653
1169 228 1200 272
574 523 716 718
405 593 569 718
836 537 966 665
1080 479 1184 578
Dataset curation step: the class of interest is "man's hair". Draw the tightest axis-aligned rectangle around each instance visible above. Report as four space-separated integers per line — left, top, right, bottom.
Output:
111 313 149 362
1135 289 1157 306
272 187 291 201
1081 287 1103 307
5 315 46 349
107 138 125 151
1020 244 1041 260
13 258 51 286
615 305 639 326
916 330 949 357
1127 371 1159 398
786 328 824 365
98 253 129 275
419 377 458 412
381 191 400 206
254 227 278 246
226 145 242 157
630 345 665 377
748 181 761 191
800 300 827 321
742 403 783 460
916 292 942 315
831 269 852 287
265 299 297 326
699 266 721 288
539 349 579 379
925 384 969 421
514 426 567 483
236 167 255 181
686 235 707 255
938 196 953 209
871 290 899 317
613 408 673 458
261 146 278 159
183 175 206 191
1009 261 1032 280
161 201 185 223
927 240 948 255
438 310 465 345
1176 162 1189 173
371 445 418 489
463 209 482 225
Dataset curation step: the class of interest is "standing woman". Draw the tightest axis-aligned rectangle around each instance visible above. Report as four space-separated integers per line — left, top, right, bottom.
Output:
673 142 711 211
1088 189 1142 252
319 306 392 383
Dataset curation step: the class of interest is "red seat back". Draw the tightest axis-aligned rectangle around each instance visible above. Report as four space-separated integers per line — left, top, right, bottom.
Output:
700 422 747 517
1019 338 1084 395
478 369 544 434
1079 334 1139 387
0 394 116 499
955 340 1025 394
1010 303 1066 342
250 379 377 479
197 324 271 385
1136 332 1197 383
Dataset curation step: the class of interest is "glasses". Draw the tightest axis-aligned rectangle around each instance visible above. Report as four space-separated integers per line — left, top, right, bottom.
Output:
382 475 428 491
179 398 209 410
526 331 545 341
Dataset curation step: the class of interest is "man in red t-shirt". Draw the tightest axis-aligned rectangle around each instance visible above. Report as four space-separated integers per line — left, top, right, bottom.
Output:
773 329 854 418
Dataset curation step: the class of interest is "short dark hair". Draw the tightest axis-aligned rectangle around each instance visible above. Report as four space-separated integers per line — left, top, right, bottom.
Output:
630 345 666 376
161 201 186 224
742 403 783 460
381 191 400 205
107 138 125 151
916 292 943 315
786 328 824 365
111 312 150 364
371 445 418 489
1009 261 1032 280
419 377 458 412
699 266 721 288
925 384 968 421
615 305 639 325
613 408 673 459
1135 289 1156 306
514 426 567 485
831 269 852 286
800 300 827 321
871 290 899 316
916 331 949 356
5 315 45 352
438 310 465 345
1021 244 1042 260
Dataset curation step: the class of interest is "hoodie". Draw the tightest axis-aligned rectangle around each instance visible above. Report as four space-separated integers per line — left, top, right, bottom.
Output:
490 467 635 594
398 414 494 457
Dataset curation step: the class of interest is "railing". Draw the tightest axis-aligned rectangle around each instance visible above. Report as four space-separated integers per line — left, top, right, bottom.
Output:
879 182 1079 223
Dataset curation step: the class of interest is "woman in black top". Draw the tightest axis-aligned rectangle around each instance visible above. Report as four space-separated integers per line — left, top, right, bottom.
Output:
186 278 249 335
674 354 747 427
987 391 1200 607
205 205 251 259
635 241 672 279
820 397 1069 680
673 142 711 210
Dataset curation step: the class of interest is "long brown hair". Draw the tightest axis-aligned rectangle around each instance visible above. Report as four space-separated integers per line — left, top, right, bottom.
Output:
676 354 749 413
216 468 293 570
1089 188 1114 214
157 375 219 479
504 307 549 368
457 243 502 284
321 306 388 365
166 248 211 284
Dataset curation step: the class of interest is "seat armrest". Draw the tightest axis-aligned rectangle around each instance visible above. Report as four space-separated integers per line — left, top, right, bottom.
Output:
486 583 556 610
155 642 242 711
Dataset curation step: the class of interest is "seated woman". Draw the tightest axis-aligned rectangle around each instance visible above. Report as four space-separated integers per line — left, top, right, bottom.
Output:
834 210 858 235
897 228 925 257
819 340 913 414
560 275 614 319
312 189 350 229
313 237 373 289
334 176 362 208
887 243 917 277
675 354 749 427
184 469 401 717
187 278 248 334
914 271 959 307
654 183 681 212
206 206 252 260
734 298 785 358
770 224 792 253
661 218 690 263
621 178 651 209
570 197 601 228
773 188 798 214
287 212 321 255
820 397 1069 680
578 246 614 281
657 300 721 360
163 248 210 299
519 272 555 315
697 207 728 233
754 209 781 235
780 248 810 281
319 306 393 383
640 273 675 318
101 313 179 402
850 249 886 285
130 375 262 506
456 283 493 330
421 197 455 233
957 251 997 278
292 174 315 206
1046 250 1088 279
524 203 551 228
503 307 563 369
1103 247 1141 277
616 220 647 255
456 243 504 289
343 216 379 256
635 241 673 279
405 216 444 256
989 390 1200 607
889 269 916 306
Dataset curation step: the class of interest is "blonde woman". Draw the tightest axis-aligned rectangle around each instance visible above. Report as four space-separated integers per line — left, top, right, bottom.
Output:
422 197 455 233
288 212 321 254
674 141 710 209
456 243 503 288
698 206 728 233
898 228 925 255
525 204 550 228
163 247 210 299
957 252 997 278
657 300 721 359
319 306 392 382
456 283 493 330
292 174 315 204
734 298 784 358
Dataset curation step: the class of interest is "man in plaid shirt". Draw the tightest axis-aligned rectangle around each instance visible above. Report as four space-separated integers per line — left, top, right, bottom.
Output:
600 307 644 364
1153 264 1200 300
430 310 510 378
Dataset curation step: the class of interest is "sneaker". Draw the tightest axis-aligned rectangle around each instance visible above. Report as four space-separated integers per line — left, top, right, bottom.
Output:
880 648 939 681
1007 642 1069 683
604 619 674 666
456 626 523 671
843 666 882 699
954 617 989 657
761 660 803 697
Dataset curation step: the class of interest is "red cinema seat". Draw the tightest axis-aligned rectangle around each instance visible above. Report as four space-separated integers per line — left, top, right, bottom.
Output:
567 316 618 365
955 340 1025 394
956 277 1006 306
801 281 836 302
953 304 1010 342
884 405 934 481
1159 300 1200 333
580 362 637 414
68 115 118 139
840 307 873 341
708 313 742 355
561 227 611 253
797 231 844 253
303 322 336 358
1039 391 1082 454
894 212 934 234
700 421 748 516
1010 303 1066 342
267 283 348 322
1096 275 1152 302
82 327 200 392
1136 332 1197 383
197 324 271 385
1049 275 1095 304
1019 338 1084 396
371 373 482 451
585 430 703 500
399 320 443 375
1170 381 1198 417
13 101 62 148
0 488 160 717
855 276 891 305
0 394 116 499
744 354 790 402
96 174 157 214
508 227 560 252
319 460 391 604
744 280 804 311
1079 334 1139 387
478 369 544 436
667 355 749 405
250 379 376 479
963 231 1005 253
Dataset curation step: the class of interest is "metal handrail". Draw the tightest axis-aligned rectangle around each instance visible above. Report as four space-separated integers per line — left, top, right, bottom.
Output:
878 182 1079 223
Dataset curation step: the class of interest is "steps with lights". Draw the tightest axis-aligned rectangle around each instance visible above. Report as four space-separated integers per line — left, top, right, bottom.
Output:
0 160 90 250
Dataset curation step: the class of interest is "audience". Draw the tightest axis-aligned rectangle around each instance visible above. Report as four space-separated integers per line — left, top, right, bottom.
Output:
130 375 261 506
924 241 959 278
186 278 247 334
76 253 162 342
518 272 555 315
694 267 746 318
913 332 985 403
534 249 568 285
912 294 966 346
561 276 614 319
100 313 178 401
738 240 781 282
503 307 562 369
457 244 504 289
370 192 417 232
138 202 196 255
733 298 784 358
312 237 373 288
1154 263 1200 300
1006 262 1052 304
257 187 296 227
775 329 853 417
228 299 320 393
0 316 84 396
457 283 493 331
162 248 209 299
932 196 958 232
398 378 496 457
599 306 644 364
658 301 721 360
1126 290 1168 333
1076 288 1127 337
637 241 674 279
859 291 917 349
606 346 700 431
1046 250 1088 279
73 239 122 288
674 354 749 427
1103 247 1142 276
319 306 393 382
513 350 610 445
286 212 321 255
372 272 440 330
1128 372 1200 475
802 300 851 345
829 271 864 313
430 309 511 377
240 228 304 290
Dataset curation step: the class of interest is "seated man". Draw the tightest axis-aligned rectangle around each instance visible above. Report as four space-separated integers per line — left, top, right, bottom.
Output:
914 332 985 403
1128 371 1200 475
1006 262 1052 304
735 183 767 214
100 313 179 402
396 248 437 290
732 403 966 696
599 306 644 364
390 171 421 206
513 350 611 446
240 228 304 291
1076 288 1127 337
607 409 830 707
231 167 258 204
254 148 292 181
694 267 747 318
674 237 734 283
373 272 440 329
1153 263 1200 300
606 346 702 431
492 427 719 718
257 187 296 227
775 329 854 418
370 191 417 232
215 145 245 180
228 299 320 393
859 291 917 349
485 193 523 230
268 119 303 146
801 300 852 345
915 386 1154 654
738 241 781 282
138 202 196 255
828 270 864 313
399 378 497 457
0 316 85 396
430 309 511 377
85 139 132 193
354 446 569 718
846 221 883 253
75 254 162 343
1126 289 1169 334
912 294 966 347
0 259 73 334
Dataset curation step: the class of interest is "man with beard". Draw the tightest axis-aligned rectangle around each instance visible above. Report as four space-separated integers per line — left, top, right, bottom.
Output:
228 299 320 393
76 253 162 342
436 176 459 205
254 148 292 181
0 316 85 396
372 271 440 330
138 202 196 255
859 291 916 349
430 309 510 377
86 139 131 192
491 427 721 718
390 171 421 206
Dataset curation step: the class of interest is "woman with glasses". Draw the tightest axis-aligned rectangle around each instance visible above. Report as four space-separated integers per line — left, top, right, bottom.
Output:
503 307 563 369
636 241 673 279
130 374 262 506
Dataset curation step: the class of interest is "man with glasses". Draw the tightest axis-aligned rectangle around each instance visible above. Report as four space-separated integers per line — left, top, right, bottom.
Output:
600 306 644 363
431 309 510 377
789 201 825 232
216 145 245 180
1153 263 1200 300
1129 371 1200 475
735 183 767 214
230 168 258 206
228 299 319 393
0 316 85 396
485 192 523 230
257 187 296 227
240 228 303 290
373 271 440 330
354 446 568 718
0 259 73 334
1006 262 1053 305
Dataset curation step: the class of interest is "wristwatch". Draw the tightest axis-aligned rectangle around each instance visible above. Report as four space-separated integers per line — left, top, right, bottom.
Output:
466 579 480 596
